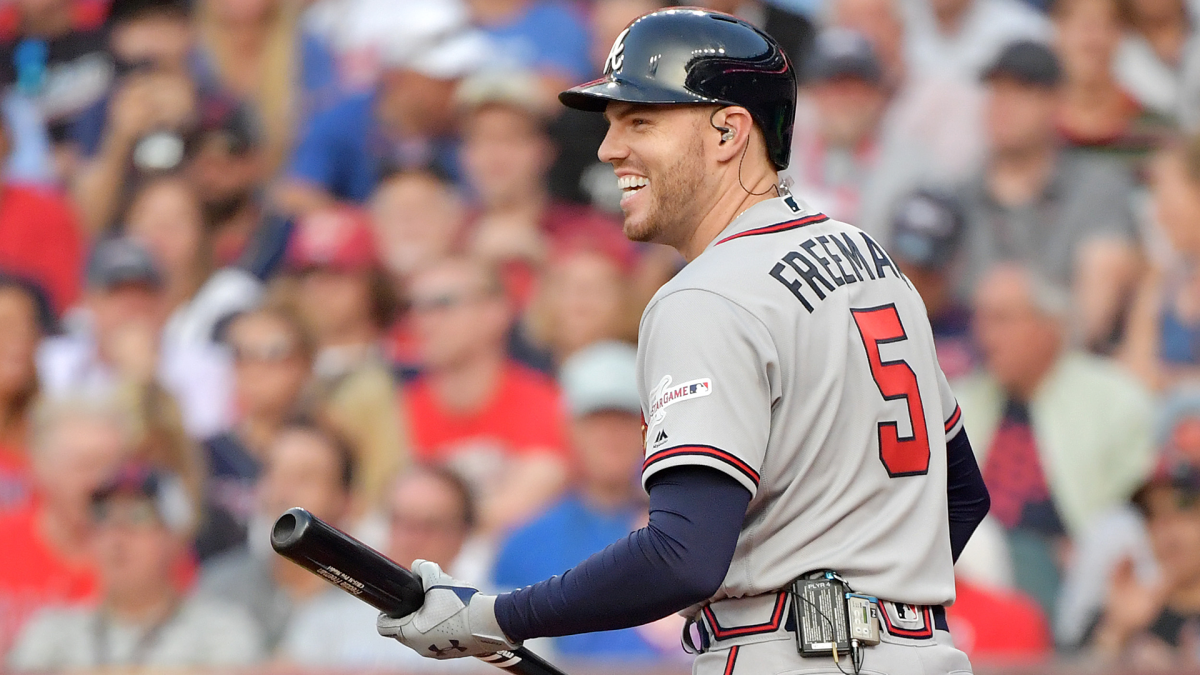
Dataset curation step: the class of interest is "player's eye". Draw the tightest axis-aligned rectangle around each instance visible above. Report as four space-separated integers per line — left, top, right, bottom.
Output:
631 118 650 129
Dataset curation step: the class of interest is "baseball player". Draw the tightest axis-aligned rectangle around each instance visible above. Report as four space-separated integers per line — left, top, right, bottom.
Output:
376 9 991 675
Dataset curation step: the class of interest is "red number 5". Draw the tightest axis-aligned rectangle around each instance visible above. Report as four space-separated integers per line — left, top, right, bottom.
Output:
851 305 930 477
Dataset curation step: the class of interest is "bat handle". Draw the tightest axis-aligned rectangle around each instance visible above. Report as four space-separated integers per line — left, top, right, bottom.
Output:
480 647 568 675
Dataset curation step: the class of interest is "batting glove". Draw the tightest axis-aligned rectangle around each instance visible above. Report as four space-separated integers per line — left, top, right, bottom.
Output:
376 559 520 659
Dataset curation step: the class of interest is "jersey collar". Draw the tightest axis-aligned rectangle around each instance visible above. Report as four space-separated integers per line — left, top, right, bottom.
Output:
704 195 827 254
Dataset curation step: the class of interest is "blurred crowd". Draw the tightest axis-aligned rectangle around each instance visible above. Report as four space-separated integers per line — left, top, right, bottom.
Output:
2 0 1200 671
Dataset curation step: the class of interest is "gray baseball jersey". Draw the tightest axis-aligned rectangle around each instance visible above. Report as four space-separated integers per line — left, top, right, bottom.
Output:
637 195 963 608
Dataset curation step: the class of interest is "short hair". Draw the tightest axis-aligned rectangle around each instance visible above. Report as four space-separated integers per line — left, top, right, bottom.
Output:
411 254 506 299
225 303 317 364
30 395 134 457
277 416 357 493
397 465 477 530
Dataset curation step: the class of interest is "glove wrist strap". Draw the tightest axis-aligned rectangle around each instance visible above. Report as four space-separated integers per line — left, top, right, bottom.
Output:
469 594 520 649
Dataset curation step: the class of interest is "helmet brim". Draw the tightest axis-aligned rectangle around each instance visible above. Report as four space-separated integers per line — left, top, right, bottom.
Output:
559 75 722 112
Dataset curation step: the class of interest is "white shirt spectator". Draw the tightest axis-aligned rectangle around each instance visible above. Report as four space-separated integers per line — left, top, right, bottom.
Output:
902 0 1052 81
6 596 264 671
161 268 263 349
38 315 234 439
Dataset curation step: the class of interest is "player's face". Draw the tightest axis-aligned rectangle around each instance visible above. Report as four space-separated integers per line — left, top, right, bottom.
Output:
599 103 710 246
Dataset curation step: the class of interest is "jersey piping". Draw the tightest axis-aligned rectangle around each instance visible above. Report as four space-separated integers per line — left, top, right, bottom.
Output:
714 213 829 245
643 444 761 486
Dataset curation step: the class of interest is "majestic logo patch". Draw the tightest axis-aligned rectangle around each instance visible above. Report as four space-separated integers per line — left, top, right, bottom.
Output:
648 375 712 425
604 27 630 75
652 430 669 448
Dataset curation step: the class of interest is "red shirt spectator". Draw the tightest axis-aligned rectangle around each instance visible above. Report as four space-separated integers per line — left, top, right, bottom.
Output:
405 256 570 534
0 186 83 314
408 362 568 466
946 578 1052 661
0 501 98 658
0 443 31 514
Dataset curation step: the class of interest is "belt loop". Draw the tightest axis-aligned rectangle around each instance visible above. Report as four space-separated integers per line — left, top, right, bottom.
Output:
681 613 710 654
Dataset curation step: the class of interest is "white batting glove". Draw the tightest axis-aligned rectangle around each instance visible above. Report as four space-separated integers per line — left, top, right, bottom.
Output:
376 560 520 659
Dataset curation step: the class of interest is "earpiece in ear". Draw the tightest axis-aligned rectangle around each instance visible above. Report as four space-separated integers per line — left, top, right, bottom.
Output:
719 128 734 143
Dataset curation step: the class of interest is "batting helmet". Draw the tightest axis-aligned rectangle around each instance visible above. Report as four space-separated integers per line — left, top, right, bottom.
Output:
559 8 798 170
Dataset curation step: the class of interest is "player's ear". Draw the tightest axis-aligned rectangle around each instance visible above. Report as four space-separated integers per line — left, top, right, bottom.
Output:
711 106 754 164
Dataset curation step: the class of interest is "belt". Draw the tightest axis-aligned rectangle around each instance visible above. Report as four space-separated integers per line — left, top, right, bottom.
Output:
684 592 948 654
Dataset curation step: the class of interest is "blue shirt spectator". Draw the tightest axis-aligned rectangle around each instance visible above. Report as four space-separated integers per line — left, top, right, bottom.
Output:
476 1 592 84
492 342 667 662
492 494 660 660
286 91 460 204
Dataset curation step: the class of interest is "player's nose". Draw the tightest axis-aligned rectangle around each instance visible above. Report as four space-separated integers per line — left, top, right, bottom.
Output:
597 124 629 165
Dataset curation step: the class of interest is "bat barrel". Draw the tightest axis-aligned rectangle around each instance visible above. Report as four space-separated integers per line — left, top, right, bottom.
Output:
270 507 424 617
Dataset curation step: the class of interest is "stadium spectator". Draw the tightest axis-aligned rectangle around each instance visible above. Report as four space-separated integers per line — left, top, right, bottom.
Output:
0 396 131 657
186 97 271 266
1089 462 1200 666
277 17 486 212
1115 0 1189 119
1124 136 1200 390
7 464 264 671
459 70 625 309
404 256 569 535
194 0 339 173
955 263 1155 617
371 169 467 283
493 341 668 661
1057 388 1200 648
900 0 1051 81
829 0 987 182
197 420 355 651
70 0 200 233
196 306 315 559
1053 0 1168 166
784 29 931 238
889 190 976 379
370 169 468 376
280 467 485 670
38 238 234 439
0 115 83 315
0 0 112 173
124 174 263 348
957 40 1141 350
524 246 638 367
0 276 52 515
467 0 591 97
285 207 406 509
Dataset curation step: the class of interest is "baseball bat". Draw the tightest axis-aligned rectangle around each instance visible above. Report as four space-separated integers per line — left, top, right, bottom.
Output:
271 507 567 675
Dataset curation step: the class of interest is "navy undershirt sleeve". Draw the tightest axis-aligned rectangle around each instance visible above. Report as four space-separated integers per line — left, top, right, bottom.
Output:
946 428 990 561
494 466 751 641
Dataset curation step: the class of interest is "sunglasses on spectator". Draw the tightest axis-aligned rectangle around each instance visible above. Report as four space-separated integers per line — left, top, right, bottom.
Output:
91 499 162 529
409 291 489 314
231 339 298 363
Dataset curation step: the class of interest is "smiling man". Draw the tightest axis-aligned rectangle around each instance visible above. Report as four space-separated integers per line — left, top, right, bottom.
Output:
373 9 990 675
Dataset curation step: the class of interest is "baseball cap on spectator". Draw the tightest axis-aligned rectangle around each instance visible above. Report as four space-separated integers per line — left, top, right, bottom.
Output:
288 207 379 273
378 4 489 80
982 40 1061 87
805 29 883 85
196 94 262 156
107 0 189 24
1132 460 1200 516
890 190 965 270
559 341 640 418
91 462 195 535
86 237 163 290
456 69 545 118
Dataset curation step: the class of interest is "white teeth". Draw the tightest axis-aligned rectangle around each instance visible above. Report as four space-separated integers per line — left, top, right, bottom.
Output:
618 175 649 190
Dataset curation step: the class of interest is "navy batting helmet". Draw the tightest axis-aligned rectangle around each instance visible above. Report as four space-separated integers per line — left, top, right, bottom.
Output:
559 8 798 170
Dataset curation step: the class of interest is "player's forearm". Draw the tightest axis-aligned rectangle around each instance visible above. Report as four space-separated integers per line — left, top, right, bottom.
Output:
945 429 989 561
494 466 751 641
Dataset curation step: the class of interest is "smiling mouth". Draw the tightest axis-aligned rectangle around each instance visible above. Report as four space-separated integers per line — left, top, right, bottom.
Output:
618 175 649 200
